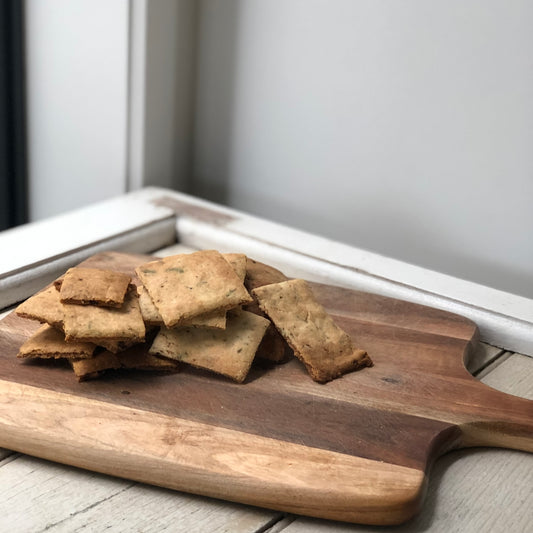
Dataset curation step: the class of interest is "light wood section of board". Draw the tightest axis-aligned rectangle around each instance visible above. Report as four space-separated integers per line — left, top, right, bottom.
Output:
0 379 426 526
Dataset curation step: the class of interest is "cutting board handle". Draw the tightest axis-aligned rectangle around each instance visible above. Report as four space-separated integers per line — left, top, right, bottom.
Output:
458 380 533 453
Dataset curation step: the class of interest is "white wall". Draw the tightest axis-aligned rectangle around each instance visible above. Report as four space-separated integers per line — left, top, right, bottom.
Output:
193 0 533 298
25 0 129 221
25 0 196 221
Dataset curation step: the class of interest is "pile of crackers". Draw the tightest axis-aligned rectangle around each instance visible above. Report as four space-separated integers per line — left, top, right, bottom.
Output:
16 250 372 383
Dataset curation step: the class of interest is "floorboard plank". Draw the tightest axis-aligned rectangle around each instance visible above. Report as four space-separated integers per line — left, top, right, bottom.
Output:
477 353 533 398
0 455 281 533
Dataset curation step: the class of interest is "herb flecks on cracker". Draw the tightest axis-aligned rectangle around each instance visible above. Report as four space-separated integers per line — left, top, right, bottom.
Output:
136 250 252 328
63 289 145 343
252 279 372 383
137 253 248 330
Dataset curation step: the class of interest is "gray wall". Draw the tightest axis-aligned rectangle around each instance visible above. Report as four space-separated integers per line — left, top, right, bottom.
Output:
192 0 533 298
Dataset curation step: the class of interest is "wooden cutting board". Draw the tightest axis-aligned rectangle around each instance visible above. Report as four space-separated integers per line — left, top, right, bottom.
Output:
0 252 531 526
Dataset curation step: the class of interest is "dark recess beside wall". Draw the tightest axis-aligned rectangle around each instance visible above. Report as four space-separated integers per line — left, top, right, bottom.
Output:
0 0 27 230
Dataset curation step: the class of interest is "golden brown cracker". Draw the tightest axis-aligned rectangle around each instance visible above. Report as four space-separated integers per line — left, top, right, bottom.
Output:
252 279 372 382
136 250 252 328
17 324 96 360
149 308 270 383
15 285 65 330
177 254 246 329
59 267 131 307
63 290 145 343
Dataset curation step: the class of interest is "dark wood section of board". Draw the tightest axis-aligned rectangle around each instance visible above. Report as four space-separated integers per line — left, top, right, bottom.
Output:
0 251 532 478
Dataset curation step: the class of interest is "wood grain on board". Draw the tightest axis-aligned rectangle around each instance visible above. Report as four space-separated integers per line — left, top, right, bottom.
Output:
0 252 531 526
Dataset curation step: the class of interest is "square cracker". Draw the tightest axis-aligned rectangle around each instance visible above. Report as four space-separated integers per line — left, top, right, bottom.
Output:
17 324 96 360
149 308 270 383
63 289 145 343
180 253 246 329
136 250 252 328
137 252 247 330
252 279 372 383
15 285 65 330
59 267 131 307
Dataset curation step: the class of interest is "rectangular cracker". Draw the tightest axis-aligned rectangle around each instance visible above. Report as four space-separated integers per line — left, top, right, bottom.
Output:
59 267 131 307
252 279 372 383
70 351 122 381
15 285 65 330
17 324 96 360
136 250 252 328
149 308 270 383
63 290 145 343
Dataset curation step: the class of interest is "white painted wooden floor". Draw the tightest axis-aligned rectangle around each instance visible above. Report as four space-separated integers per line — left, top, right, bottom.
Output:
1 243 532 533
